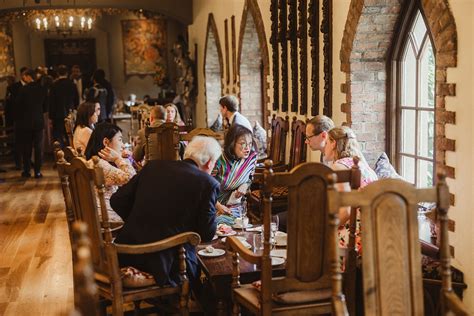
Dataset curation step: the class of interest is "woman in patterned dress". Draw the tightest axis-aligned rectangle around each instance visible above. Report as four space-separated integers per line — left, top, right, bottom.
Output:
324 126 378 254
85 122 136 225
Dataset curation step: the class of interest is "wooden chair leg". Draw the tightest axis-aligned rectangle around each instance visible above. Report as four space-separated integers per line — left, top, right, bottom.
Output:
133 301 141 316
112 297 124 316
232 302 241 316
98 299 108 316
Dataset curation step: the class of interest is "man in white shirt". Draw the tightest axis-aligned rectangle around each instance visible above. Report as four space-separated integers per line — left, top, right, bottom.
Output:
219 95 252 131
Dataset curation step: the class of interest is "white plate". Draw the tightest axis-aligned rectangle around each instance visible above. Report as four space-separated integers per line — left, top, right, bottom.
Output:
246 226 262 232
271 257 285 266
198 248 226 257
221 236 252 249
232 223 254 229
270 249 287 259
216 230 237 237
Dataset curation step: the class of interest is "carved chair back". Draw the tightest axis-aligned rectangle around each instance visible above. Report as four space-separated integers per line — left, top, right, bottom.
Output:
327 175 457 316
266 115 289 165
64 112 75 148
145 122 180 161
56 153 120 285
71 221 99 316
288 118 307 170
257 160 360 314
180 127 225 142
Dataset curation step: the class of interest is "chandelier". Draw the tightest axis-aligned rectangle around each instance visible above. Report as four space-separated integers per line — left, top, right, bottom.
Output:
26 9 101 35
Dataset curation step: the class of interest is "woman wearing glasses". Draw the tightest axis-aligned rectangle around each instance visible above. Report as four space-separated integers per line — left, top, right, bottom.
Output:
212 124 257 217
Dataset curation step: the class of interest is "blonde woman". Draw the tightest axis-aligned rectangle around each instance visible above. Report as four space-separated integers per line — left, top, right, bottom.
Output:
165 103 185 126
324 126 378 253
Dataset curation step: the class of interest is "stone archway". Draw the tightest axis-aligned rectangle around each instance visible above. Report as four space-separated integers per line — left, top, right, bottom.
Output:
204 13 224 127
340 0 457 178
237 0 270 129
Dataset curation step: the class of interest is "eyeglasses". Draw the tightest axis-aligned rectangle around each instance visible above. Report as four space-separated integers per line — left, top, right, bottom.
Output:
237 142 253 149
304 132 321 142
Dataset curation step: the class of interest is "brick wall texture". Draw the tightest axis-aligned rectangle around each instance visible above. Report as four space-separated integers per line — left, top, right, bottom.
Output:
340 0 457 177
239 11 263 127
205 30 223 127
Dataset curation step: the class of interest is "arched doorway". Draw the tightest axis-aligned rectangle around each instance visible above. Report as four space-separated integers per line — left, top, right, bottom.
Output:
204 14 224 127
237 0 270 129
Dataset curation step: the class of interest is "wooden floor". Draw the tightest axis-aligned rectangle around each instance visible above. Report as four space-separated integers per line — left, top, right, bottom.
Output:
0 161 73 315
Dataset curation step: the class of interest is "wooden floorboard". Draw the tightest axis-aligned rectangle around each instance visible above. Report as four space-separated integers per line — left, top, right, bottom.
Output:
0 161 73 316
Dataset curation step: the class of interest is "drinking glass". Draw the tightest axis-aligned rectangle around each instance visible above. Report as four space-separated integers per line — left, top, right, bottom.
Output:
270 215 279 249
252 233 263 254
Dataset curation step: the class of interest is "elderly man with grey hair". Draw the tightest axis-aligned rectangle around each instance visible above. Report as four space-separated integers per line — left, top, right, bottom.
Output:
111 136 222 289
219 94 253 131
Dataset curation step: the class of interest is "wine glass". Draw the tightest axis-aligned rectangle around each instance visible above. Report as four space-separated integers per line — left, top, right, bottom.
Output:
270 215 279 249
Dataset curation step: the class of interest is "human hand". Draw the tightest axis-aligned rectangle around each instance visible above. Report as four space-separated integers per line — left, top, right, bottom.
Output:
216 202 232 216
99 146 121 162
122 149 132 158
234 183 248 198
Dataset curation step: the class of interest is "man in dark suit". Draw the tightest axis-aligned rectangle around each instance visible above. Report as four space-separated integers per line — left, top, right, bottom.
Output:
5 67 28 170
70 64 87 105
15 69 48 178
49 65 79 147
110 136 222 288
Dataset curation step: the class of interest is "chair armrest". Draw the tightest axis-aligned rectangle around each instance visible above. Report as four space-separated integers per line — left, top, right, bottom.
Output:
115 232 201 255
444 291 470 316
226 236 261 265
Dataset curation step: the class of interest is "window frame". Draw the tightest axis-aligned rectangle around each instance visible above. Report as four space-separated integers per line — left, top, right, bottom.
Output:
388 0 437 187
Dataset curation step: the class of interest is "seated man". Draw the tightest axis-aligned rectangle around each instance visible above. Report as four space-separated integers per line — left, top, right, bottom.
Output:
132 105 166 162
111 136 222 287
280 114 335 232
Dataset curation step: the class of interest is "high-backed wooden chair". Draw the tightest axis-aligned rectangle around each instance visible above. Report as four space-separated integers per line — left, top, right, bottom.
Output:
248 118 307 219
180 127 225 142
71 221 100 316
55 151 201 316
258 115 289 168
327 174 470 316
145 122 180 161
227 160 360 315
64 112 75 147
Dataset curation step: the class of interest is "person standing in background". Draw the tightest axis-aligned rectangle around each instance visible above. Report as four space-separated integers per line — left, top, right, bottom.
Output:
70 65 86 106
49 65 79 147
85 70 108 122
4 67 27 170
15 69 48 178
93 69 115 121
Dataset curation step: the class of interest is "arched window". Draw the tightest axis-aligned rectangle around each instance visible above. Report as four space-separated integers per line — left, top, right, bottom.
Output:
394 9 435 187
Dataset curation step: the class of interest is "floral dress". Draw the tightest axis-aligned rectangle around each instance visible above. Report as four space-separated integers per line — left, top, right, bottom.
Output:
95 158 136 224
332 157 378 254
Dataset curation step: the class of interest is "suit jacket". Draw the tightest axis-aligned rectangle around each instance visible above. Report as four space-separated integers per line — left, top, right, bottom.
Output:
110 159 219 286
49 77 79 120
231 111 253 131
15 82 48 130
4 81 23 124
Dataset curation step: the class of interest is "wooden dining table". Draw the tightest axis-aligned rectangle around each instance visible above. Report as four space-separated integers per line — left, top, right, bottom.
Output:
197 230 285 315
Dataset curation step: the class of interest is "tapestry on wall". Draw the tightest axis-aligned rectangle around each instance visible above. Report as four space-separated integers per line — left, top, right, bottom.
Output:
121 18 167 79
0 23 15 78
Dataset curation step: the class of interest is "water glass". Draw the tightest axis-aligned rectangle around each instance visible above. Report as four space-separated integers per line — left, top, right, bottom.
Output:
252 233 263 254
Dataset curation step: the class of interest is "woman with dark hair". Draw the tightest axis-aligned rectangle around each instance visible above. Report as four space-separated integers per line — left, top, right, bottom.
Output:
212 124 257 216
85 70 108 122
85 122 136 224
73 102 100 152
